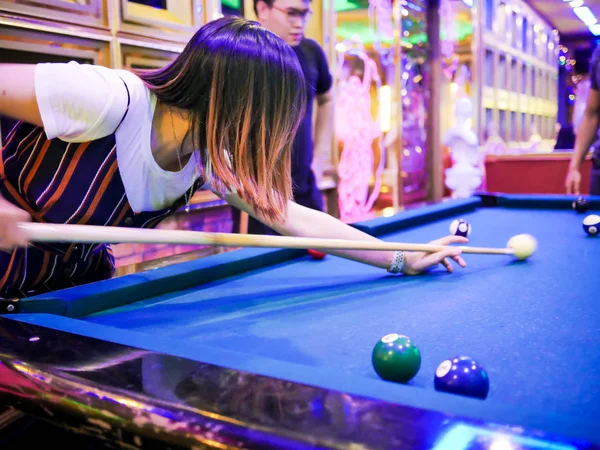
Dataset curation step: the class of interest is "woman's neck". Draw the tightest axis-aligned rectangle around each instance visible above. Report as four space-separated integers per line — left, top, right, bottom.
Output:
151 101 195 172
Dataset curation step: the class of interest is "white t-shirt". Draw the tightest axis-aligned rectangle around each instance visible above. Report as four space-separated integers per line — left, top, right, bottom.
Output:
34 61 202 213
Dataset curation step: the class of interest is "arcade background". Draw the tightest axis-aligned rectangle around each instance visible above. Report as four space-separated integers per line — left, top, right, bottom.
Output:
0 0 598 274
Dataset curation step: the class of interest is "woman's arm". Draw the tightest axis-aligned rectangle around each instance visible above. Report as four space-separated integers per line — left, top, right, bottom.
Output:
566 88 600 194
0 64 43 126
223 192 467 274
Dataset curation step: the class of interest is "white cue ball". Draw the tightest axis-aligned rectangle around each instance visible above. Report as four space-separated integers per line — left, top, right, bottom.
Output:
507 234 537 260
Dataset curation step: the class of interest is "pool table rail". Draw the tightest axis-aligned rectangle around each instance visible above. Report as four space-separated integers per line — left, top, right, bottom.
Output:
0 247 307 317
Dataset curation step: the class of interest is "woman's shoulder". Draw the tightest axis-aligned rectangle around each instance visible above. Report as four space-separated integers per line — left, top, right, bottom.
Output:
112 68 151 95
35 61 154 113
33 61 155 142
98 66 154 111
91 66 156 132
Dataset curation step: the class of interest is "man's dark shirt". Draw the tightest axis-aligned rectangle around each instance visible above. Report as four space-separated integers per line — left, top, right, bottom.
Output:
291 38 332 203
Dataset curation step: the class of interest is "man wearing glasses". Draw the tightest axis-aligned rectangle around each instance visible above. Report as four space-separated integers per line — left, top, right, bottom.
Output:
232 0 335 237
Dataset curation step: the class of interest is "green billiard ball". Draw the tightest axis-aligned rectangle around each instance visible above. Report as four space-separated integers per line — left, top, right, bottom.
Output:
372 333 421 383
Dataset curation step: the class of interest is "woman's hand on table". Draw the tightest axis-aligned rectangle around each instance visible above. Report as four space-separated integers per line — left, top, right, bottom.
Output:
402 235 468 275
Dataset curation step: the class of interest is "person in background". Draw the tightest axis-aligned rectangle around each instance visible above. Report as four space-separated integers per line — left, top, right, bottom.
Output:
565 45 600 196
231 0 335 235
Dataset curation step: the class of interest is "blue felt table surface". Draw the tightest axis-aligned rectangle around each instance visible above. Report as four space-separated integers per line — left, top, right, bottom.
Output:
81 206 600 429
7 196 600 444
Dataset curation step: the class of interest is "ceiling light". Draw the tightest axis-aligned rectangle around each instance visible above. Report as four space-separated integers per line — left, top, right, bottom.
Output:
573 6 597 25
590 24 600 35
570 0 584 7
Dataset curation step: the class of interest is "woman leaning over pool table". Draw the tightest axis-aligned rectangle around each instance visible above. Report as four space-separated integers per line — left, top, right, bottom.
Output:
0 17 467 299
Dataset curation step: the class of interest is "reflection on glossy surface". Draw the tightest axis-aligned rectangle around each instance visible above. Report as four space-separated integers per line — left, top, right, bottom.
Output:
0 317 596 449
432 424 579 450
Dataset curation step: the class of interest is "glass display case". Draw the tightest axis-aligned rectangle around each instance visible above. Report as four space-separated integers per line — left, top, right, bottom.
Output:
476 0 559 151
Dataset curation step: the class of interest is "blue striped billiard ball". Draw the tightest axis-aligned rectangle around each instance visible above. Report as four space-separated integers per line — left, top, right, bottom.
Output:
583 214 600 236
434 356 489 399
449 219 471 238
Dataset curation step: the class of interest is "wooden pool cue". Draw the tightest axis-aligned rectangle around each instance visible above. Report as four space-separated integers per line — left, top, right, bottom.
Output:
17 222 517 256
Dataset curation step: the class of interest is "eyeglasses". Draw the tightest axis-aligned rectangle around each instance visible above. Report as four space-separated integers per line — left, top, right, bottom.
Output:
270 4 313 23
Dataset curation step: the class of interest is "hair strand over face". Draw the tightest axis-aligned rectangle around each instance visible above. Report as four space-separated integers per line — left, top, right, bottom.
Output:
135 17 306 224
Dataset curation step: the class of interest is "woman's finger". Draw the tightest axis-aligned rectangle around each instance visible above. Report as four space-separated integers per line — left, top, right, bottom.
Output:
7 225 29 247
440 257 453 273
429 235 469 246
413 247 463 272
451 254 467 268
0 205 31 249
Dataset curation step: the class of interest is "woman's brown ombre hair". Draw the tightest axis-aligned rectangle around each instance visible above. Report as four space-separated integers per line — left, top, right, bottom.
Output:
135 16 306 224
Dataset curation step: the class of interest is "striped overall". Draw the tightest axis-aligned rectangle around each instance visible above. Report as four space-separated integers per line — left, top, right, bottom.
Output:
0 86 202 298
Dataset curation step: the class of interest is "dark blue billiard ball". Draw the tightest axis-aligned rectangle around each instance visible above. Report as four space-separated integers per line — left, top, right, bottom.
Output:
573 196 589 213
583 214 600 236
434 356 489 399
